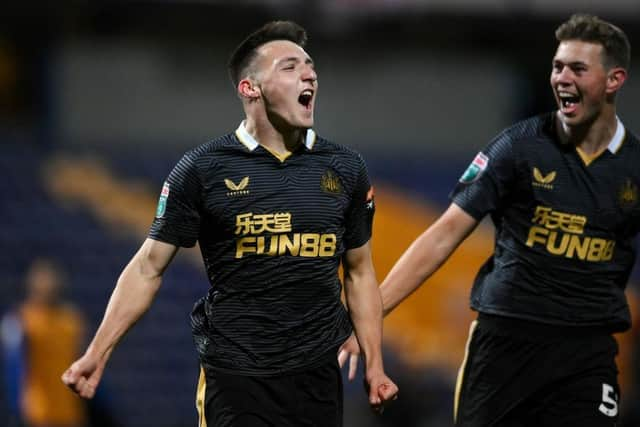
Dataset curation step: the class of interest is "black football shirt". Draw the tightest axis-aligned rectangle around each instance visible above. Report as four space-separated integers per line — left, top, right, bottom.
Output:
451 112 640 331
149 123 375 374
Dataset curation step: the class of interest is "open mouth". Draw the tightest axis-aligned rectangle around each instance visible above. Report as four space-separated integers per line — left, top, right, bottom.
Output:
298 89 314 108
558 91 580 110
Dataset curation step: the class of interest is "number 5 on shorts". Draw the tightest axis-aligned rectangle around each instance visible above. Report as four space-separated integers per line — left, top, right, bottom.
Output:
598 383 618 417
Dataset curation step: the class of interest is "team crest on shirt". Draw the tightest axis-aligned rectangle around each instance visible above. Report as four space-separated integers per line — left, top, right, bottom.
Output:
155 182 170 218
320 170 342 194
459 152 488 184
618 178 638 209
225 176 250 197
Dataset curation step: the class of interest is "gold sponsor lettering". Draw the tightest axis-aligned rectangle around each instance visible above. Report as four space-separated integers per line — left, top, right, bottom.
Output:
278 234 300 256
265 236 279 256
526 226 549 247
546 231 569 256
234 212 337 258
236 236 257 258
531 206 585 234
565 234 590 259
236 233 337 258
235 213 292 236
300 234 320 257
319 234 337 257
587 238 615 262
235 212 253 235
526 207 615 262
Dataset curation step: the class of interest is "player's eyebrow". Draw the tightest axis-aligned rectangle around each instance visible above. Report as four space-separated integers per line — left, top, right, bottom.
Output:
552 59 590 68
277 56 315 66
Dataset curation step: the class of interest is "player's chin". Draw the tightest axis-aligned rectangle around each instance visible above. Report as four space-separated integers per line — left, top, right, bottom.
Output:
558 110 580 126
294 115 314 129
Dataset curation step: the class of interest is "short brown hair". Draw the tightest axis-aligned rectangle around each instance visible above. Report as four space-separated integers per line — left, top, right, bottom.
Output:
555 14 630 70
228 21 308 87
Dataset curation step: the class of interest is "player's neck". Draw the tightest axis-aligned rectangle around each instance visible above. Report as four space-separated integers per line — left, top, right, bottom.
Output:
556 109 618 156
244 116 304 155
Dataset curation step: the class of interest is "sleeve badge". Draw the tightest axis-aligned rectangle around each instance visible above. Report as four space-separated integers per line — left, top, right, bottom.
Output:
459 152 489 184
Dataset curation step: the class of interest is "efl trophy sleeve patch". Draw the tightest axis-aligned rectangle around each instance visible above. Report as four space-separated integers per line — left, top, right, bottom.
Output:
155 182 170 218
459 152 489 184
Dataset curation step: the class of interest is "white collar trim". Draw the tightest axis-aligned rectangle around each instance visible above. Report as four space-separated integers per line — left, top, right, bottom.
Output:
235 121 316 151
607 116 625 154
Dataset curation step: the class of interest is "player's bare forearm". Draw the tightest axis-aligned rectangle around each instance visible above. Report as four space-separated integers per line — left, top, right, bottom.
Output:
343 241 399 408
343 242 384 374
380 203 478 316
63 239 178 398
345 276 383 373
85 238 178 360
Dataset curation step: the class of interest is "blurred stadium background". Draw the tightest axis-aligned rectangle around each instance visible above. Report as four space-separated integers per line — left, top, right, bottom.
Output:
2 1 640 426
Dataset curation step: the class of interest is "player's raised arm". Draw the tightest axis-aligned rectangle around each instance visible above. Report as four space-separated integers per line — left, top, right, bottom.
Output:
61 238 178 399
342 241 398 411
380 203 478 316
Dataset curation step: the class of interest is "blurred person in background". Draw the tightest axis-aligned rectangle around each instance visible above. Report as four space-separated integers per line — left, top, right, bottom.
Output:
340 13 639 427
1 258 87 427
61 20 397 426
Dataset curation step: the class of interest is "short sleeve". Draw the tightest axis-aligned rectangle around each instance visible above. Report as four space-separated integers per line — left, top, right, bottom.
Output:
148 151 202 248
450 130 516 220
343 155 375 249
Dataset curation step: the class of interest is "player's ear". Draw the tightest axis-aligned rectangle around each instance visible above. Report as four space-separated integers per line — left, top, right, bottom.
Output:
606 67 627 94
238 78 261 100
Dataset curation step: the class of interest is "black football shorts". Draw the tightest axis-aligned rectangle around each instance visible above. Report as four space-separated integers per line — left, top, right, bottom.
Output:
454 313 620 427
196 353 343 427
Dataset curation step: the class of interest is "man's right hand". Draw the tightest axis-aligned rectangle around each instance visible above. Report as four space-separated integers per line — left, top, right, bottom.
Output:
338 333 361 381
61 352 106 399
